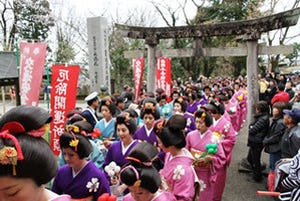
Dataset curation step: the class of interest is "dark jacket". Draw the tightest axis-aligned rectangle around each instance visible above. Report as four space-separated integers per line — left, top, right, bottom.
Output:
247 113 270 146
263 116 286 154
281 125 300 158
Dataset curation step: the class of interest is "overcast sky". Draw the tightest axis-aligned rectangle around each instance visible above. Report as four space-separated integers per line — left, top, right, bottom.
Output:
50 0 299 44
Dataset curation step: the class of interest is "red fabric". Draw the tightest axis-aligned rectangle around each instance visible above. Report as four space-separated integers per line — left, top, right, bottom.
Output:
156 57 172 98
133 58 144 102
267 171 275 191
271 91 290 105
50 65 80 155
19 42 47 106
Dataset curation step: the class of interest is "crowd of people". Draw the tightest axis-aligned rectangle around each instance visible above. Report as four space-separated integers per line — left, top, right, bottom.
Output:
0 72 300 201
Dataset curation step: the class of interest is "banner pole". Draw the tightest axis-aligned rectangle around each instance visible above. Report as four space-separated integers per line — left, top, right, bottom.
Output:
46 64 50 112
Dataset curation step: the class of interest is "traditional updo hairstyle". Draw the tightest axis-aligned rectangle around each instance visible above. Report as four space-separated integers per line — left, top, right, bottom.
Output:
120 142 161 193
115 113 137 135
0 105 57 186
59 131 92 159
154 116 186 149
140 98 160 120
173 97 187 112
194 109 213 127
100 98 117 116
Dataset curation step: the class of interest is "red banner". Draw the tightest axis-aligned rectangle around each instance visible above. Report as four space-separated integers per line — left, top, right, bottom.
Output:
156 57 172 98
133 58 144 102
50 65 80 155
19 42 47 106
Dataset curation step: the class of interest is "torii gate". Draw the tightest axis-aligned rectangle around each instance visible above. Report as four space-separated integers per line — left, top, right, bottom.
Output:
116 7 300 122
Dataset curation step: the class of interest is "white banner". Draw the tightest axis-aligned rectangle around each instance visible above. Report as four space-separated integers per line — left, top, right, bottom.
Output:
87 16 111 94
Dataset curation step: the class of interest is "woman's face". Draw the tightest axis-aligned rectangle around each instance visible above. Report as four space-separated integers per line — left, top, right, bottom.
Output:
143 114 155 129
195 117 208 134
117 124 132 145
101 105 112 120
62 147 81 169
173 103 182 113
0 177 45 201
128 186 153 201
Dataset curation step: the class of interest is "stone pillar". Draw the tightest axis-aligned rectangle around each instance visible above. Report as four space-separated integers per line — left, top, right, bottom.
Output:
245 36 259 125
146 44 157 94
145 36 159 94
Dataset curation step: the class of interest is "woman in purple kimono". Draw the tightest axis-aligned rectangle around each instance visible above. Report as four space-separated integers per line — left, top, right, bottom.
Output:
172 97 196 133
102 113 138 184
186 109 226 201
121 142 177 201
133 98 160 146
52 130 110 201
202 100 236 201
154 115 197 201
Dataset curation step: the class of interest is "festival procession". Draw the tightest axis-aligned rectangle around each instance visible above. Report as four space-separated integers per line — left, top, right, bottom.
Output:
0 1 300 201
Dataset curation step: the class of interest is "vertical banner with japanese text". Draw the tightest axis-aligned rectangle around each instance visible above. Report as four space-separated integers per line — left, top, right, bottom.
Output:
19 42 47 106
87 16 111 94
50 65 80 155
156 57 172 98
133 58 144 102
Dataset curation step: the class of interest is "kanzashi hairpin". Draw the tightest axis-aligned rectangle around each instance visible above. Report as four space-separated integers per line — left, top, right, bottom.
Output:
0 131 24 175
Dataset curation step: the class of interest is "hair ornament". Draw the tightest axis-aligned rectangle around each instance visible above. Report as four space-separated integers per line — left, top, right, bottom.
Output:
125 156 154 167
120 165 140 187
117 113 131 125
201 112 206 119
142 102 156 113
66 125 80 133
0 131 24 175
68 132 79 151
133 180 141 187
1 121 47 137
155 119 166 134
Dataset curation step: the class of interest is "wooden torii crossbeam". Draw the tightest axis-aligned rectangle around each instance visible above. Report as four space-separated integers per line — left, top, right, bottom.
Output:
116 7 300 123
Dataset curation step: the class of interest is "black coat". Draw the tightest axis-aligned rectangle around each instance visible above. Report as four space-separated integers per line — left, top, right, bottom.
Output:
263 116 286 154
248 113 270 146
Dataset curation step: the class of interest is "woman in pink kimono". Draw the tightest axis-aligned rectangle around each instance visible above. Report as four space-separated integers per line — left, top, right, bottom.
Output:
202 100 236 201
186 109 226 201
154 115 197 201
120 142 177 201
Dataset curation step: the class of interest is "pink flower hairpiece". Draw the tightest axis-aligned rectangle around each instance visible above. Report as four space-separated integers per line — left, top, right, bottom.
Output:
0 130 24 176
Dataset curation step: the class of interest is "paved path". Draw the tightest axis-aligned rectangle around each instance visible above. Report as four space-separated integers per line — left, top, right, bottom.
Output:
0 101 276 200
223 125 274 201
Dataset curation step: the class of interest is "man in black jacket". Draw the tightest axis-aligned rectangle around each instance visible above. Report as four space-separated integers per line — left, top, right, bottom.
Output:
247 101 270 183
281 108 300 158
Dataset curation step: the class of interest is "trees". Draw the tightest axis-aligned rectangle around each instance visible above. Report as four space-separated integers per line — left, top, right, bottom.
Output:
262 0 300 72
0 0 53 51
152 0 262 78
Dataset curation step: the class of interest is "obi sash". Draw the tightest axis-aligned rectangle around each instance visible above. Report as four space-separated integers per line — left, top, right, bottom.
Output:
190 148 211 168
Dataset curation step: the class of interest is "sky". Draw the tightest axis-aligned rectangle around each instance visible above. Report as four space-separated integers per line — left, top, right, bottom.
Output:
51 0 299 41
49 0 299 48
51 0 198 26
